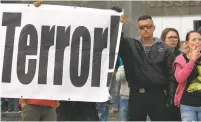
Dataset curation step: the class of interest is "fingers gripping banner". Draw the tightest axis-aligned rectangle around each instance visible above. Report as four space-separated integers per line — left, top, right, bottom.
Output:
0 4 123 102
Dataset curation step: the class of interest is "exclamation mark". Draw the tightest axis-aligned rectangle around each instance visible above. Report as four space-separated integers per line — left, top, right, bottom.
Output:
107 15 120 87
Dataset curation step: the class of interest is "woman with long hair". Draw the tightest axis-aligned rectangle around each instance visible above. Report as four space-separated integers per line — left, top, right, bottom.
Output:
160 28 181 121
174 31 201 121
161 28 181 56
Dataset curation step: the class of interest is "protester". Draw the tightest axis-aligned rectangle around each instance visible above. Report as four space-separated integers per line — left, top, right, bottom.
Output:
7 98 20 112
160 28 181 121
110 61 121 114
18 2 59 121
161 28 181 56
57 8 125 121
96 101 110 121
19 99 59 121
96 66 122 121
111 7 176 120
57 75 111 121
1 98 8 111
57 101 99 121
174 31 201 121
115 57 129 121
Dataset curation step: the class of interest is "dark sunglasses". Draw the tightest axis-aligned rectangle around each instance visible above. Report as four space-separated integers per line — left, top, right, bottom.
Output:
139 24 153 30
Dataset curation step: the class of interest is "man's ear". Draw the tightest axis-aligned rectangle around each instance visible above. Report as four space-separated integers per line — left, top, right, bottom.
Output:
153 25 156 31
137 26 141 34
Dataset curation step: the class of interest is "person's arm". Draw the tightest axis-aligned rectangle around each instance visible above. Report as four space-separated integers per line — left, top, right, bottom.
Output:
165 48 178 107
166 49 176 86
114 66 121 96
116 66 126 83
118 36 132 83
175 45 201 83
118 33 126 57
174 60 195 84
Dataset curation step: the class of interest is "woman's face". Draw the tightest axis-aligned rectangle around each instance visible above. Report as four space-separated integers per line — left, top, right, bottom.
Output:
164 31 179 48
187 32 201 50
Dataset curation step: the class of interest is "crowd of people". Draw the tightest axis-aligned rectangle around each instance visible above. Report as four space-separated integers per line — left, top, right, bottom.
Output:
1 5 201 121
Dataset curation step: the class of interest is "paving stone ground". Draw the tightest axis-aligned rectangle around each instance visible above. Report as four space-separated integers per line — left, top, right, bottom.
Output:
1 111 118 121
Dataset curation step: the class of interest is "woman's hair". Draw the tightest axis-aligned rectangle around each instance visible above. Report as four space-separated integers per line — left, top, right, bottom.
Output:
185 30 200 41
160 28 180 49
183 30 201 54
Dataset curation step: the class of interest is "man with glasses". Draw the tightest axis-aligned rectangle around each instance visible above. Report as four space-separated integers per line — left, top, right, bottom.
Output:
113 13 176 121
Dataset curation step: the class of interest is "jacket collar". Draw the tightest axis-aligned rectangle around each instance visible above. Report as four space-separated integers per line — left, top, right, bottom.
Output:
136 37 163 46
173 53 186 66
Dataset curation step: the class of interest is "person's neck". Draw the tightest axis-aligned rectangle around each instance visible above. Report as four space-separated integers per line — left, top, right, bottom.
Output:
141 37 153 46
187 53 192 60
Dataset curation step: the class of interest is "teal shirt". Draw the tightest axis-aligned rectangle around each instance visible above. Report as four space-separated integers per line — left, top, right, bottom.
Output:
119 57 123 66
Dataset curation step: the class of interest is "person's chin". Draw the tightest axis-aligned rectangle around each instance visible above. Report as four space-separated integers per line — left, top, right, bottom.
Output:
143 35 151 38
170 45 177 48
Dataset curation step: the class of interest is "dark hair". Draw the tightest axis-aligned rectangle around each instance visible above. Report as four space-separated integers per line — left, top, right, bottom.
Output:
138 15 152 22
186 30 200 41
160 28 180 49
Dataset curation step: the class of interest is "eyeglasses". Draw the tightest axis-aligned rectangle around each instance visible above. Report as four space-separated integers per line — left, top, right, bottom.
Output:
167 36 178 40
138 24 153 30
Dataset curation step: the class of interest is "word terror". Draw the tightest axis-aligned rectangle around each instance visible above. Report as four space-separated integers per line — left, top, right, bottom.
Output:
1 12 120 87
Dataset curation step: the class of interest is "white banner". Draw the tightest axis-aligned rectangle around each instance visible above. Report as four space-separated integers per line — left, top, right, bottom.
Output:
0 4 123 102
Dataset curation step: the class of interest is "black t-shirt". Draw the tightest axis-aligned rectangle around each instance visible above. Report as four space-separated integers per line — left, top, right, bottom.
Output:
180 54 201 106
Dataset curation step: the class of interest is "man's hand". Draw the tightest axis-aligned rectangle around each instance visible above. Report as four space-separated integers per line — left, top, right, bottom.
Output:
120 15 126 24
111 7 126 24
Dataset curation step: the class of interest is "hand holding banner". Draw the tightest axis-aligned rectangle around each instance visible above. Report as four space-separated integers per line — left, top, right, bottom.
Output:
0 4 123 102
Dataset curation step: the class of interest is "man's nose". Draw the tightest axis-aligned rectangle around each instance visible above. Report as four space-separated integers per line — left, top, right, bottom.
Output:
143 29 148 32
144 27 148 31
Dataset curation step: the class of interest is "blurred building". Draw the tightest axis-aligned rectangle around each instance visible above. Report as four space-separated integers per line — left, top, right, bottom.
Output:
1 1 201 39
42 1 201 40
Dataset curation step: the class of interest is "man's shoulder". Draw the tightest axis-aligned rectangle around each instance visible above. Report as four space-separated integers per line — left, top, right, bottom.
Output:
157 42 169 49
153 41 174 55
154 41 171 50
122 37 139 44
123 36 138 41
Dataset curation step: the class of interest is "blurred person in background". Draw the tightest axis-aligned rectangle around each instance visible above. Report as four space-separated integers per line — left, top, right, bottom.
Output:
7 98 20 112
160 28 181 121
161 28 181 56
115 56 129 121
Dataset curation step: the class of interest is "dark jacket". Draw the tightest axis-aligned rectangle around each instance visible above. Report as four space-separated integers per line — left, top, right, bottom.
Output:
169 49 182 96
171 48 182 92
174 49 181 57
118 36 176 96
